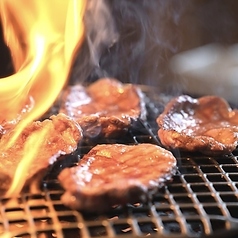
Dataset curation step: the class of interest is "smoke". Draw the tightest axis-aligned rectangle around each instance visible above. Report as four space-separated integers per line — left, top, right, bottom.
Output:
1 1 238 94
70 0 118 84
70 0 192 94
84 0 118 67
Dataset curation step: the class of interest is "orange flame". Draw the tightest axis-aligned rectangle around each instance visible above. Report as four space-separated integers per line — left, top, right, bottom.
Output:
0 0 86 195
0 0 86 125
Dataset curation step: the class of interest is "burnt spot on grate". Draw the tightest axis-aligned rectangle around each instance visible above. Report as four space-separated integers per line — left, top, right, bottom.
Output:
0 93 238 238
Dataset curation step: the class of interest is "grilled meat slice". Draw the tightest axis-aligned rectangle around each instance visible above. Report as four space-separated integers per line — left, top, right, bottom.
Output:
59 78 146 138
157 95 238 155
0 113 83 194
58 143 177 212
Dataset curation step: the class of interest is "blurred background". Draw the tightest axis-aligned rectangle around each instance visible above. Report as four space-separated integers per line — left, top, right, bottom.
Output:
1 0 238 97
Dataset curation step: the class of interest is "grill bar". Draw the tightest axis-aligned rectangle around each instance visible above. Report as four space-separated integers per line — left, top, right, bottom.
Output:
0 93 238 238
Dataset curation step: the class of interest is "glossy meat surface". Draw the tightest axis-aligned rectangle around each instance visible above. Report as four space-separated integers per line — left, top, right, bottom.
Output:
59 78 146 138
0 113 83 193
157 95 238 155
58 143 177 212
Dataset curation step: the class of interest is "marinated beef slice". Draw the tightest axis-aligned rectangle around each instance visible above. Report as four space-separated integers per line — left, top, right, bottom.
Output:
59 78 146 138
0 113 83 193
157 95 238 155
58 143 177 212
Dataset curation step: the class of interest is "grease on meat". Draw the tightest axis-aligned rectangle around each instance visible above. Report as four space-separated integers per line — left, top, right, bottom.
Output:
58 143 177 212
157 95 238 155
60 78 146 138
0 113 83 193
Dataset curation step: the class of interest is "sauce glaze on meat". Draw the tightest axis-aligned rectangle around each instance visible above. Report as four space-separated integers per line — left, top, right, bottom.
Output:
58 143 177 212
59 78 146 138
157 95 238 155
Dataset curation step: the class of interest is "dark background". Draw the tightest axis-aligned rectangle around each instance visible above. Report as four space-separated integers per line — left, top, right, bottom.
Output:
1 0 238 93
0 22 13 77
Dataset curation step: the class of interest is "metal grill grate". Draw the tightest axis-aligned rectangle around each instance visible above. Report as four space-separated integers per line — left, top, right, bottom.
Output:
1 93 238 238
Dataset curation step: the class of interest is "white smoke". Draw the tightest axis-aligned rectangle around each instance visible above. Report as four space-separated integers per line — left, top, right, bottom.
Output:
70 0 192 94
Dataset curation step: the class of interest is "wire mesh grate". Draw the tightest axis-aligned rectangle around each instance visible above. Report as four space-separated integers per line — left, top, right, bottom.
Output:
0 93 238 238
